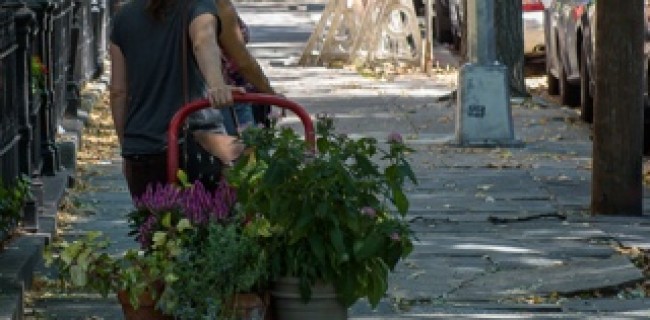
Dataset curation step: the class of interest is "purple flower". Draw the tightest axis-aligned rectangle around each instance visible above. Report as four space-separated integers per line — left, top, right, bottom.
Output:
387 132 403 144
132 178 238 248
390 232 400 242
137 215 158 247
360 206 376 218
134 183 181 213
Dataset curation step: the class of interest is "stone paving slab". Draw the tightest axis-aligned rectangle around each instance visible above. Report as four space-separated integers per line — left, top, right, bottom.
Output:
591 224 650 249
387 257 490 301
410 235 616 259
350 302 594 320
447 255 643 301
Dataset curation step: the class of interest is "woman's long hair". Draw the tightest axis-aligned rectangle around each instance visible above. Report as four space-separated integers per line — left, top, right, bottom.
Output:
146 0 176 21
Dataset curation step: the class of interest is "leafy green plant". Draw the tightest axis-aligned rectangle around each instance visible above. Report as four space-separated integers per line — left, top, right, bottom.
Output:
160 222 268 319
0 175 31 236
31 56 47 95
45 220 186 310
226 114 417 308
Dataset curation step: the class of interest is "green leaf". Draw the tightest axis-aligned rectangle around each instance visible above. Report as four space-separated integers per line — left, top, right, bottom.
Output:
164 272 179 283
61 242 82 265
353 232 385 261
330 228 348 263
400 162 418 184
161 212 172 228
367 260 389 307
176 218 191 232
86 231 103 241
152 232 167 248
308 234 328 267
177 170 190 187
77 248 92 269
70 264 88 287
392 187 409 215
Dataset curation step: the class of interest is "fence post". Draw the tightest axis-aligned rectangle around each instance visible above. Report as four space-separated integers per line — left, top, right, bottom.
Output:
90 0 106 78
66 0 81 118
8 3 38 177
38 0 59 176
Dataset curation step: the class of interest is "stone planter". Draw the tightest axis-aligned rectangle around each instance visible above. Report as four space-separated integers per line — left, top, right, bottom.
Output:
270 277 347 320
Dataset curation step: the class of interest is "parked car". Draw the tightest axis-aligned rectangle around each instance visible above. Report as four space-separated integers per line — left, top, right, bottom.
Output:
434 0 547 57
544 0 650 122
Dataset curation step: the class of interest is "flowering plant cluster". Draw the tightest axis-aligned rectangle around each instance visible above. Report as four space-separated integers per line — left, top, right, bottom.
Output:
128 178 236 247
126 176 269 318
226 114 417 307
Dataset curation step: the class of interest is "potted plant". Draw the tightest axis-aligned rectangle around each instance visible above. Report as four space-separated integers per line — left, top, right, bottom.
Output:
45 229 178 320
0 175 30 242
46 177 270 320
226 114 417 319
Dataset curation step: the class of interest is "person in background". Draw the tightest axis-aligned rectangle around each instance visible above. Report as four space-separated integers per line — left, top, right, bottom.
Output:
215 0 277 134
109 0 240 199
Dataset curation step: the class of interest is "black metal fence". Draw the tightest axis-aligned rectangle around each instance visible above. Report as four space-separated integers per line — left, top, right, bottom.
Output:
0 8 20 188
0 0 109 242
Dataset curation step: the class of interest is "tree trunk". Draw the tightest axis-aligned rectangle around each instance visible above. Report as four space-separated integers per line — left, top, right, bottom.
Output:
494 0 526 97
592 0 644 215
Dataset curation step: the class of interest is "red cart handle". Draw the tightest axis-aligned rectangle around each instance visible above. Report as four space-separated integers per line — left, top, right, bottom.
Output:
167 92 315 183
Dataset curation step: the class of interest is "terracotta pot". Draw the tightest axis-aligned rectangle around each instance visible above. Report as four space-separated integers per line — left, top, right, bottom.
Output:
225 292 269 320
116 290 173 320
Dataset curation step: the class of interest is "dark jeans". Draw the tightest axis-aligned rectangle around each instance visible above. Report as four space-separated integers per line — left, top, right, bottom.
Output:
123 144 223 201
123 153 169 200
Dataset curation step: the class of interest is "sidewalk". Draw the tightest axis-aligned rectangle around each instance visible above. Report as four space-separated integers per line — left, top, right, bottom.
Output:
21 2 650 319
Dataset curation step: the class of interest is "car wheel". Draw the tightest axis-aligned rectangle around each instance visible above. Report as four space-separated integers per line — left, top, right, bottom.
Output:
559 60 580 106
435 0 453 44
580 43 594 123
547 69 560 95
546 53 559 95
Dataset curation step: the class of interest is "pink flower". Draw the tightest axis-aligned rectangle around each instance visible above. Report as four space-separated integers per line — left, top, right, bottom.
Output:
390 232 400 241
360 206 376 218
387 132 403 144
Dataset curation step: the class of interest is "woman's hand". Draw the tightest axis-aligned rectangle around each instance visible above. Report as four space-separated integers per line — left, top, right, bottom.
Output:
207 86 246 108
207 85 233 107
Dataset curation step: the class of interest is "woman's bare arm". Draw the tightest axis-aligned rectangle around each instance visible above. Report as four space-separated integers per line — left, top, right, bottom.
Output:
189 13 234 107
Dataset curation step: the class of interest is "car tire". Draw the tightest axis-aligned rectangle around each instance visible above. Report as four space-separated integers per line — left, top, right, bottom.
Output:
435 0 453 44
559 60 580 106
547 70 560 95
580 43 594 123
546 53 560 95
